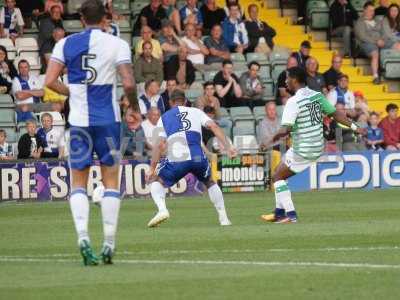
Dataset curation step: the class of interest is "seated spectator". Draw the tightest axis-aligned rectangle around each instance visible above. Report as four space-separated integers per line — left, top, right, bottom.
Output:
138 80 166 116
223 0 243 20
0 0 24 42
161 0 182 34
291 40 311 70
141 107 161 150
245 4 276 54
181 23 209 70
161 78 178 111
381 4 400 45
276 56 298 105
38 6 63 63
17 119 45 159
179 0 203 29
329 0 359 57
133 0 167 36
103 12 120 37
16 103 35 123
44 0 64 14
135 26 163 61
164 47 196 89
37 112 65 158
327 74 356 118
12 59 44 105
378 103 400 150
214 59 242 107
323 54 343 90
305 57 327 94
222 3 248 53
0 129 13 159
354 90 369 117
16 0 43 29
121 106 146 158
0 45 17 80
323 115 338 152
355 1 400 84
257 101 280 151
366 112 384 151
196 81 232 131
239 61 264 108
204 24 230 66
159 19 184 63
42 27 65 65
134 41 164 91
375 0 390 17
201 0 226 35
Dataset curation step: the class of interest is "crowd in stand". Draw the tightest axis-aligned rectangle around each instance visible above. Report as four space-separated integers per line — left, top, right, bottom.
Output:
0 0 400 161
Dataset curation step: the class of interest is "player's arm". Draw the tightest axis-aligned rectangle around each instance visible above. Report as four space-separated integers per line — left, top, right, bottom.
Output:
272 98 298 143
44 38 69 96
204 118 236 157
117 63 138 111
272 125 292 143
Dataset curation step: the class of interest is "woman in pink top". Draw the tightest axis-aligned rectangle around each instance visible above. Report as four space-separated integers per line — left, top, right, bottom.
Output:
45 0 64 14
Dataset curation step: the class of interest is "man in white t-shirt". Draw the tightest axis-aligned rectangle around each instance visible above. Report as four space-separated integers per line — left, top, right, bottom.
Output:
181 23 209 69
141 107 161 149
326 73 356 118
12 59 44 105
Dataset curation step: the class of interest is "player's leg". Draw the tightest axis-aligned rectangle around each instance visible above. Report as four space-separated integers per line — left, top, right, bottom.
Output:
93 123 122 264
69 126 98 265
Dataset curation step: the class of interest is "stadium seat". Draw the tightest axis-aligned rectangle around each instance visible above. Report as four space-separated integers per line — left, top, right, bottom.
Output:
195 71 203 82
232 120 255 136
230 106 254 123
204 70 218 82
0 94 14 108
132 1 148 16
262 80 275 100
219 107 230 118
351 0 368 13
233 67 247 78
113 0 131 14
15 38 38 55
230 53 246 63
253 106 265 122
269 48 290 73
185 88 203 103
246 52 269 66
259 65 271 82
306 0 330 30
0 108 15 126
3 127 18 143
233 135 259 153
64 20 83 33
380 49 400 79
0 38 16 59
67 0 82 15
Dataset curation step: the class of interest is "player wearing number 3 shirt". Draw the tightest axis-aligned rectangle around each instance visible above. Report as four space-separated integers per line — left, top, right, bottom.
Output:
45 0 138 266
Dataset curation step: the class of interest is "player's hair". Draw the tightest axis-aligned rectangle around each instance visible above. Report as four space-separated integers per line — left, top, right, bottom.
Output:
80 0 106 25
142 40 152 50
203 81 214 89
248 61 260 70
0 129 6 136
386 103 399 112
287 66 307 85
41 113 53 121
18 59 29 68
363 1 374 9
222 59 233 67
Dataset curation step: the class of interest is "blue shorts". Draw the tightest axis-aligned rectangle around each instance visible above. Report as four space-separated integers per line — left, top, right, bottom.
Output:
158 158 211 187
69 123 121 170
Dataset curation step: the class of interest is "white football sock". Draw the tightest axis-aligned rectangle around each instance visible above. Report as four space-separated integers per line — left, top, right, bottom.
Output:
101 189 121 250
208 184 228 219
150 181 167 212
274 180 295 212
69 188 90 245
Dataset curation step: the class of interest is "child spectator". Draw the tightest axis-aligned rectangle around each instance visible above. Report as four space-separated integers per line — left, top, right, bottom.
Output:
17 119 45 159
37 113 65 158
0 129 14 160
366 112 384 151
354 90 369 117
0 0 24 42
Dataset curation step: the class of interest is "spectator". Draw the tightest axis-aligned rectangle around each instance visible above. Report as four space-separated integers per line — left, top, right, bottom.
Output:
44 0 64 14
327 74 356 119
296 0 306 24
200 0 226 35
323 54 343 90
179 0 203 28
16 103 35 123
0 46 16 80
222 3 248 53
37 112 65 158
305 57 327 94
0 129 13 159
354 90 369 117
161 0 182 34
16 0 43 29
214 59 242 107
41 26 65 65
164 47 196 89
119 95 130 117
38 5 63 62
159 19 184 63
329 0 359 57
291 40 311 70
121 106 146 158
133 0 167 36
223 0 243 20
239 61 264 108
134 41 164 91
0 0 24 42
382 4 400 45
366 112 384 151
204 24 230 66
378 103 400 150
135 26 163 61
161 78 178 110
196 81 232 131
138 80 166 116
257 101 280 151
12 59 44 105
355 1 400 84
245 4 276 54
276 56 298 105
17 119 45 159
375 0 390 17
141 107 161 150
103 12 120 37
181 23 209 70
323 115 338 152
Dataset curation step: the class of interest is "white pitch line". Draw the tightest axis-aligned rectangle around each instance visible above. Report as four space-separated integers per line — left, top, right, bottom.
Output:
0 257 400 270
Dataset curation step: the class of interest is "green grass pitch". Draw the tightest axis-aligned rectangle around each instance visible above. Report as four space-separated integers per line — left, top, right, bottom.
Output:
0 189 400 300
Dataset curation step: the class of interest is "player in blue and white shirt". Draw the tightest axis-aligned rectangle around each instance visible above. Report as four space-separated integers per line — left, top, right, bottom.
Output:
44 0 137 266
147 90 236 227
37 113 65 158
